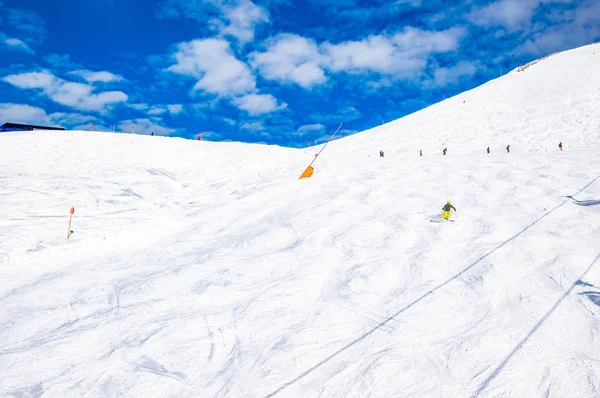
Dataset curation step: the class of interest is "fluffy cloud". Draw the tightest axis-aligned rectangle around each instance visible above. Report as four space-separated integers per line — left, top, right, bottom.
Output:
310 104 362 124
429 61 479 87
213 0 269 43
0 103 105 130
0 103 50 125
468 0 592 36
221 117 237 126
469 0 539 31
116 118 178 136
240 121 264 131
2 70 128 112
167 38 286 115
49 112 102 129
250 27 467 88
250 34 326 88
44 53 83 70
70 70 123 84
167 104 184 115
232 93 287 115
323 27 466 76
128 103 185 116
157 0 269 43
296 123 326 136
167 38 256 95
516 0 600 55
0 34 35 54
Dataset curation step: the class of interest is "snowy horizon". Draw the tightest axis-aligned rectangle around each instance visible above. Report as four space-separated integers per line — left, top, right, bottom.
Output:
1 0 600 146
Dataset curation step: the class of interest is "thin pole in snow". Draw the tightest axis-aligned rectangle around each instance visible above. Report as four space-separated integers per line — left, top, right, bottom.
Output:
309 123 342 168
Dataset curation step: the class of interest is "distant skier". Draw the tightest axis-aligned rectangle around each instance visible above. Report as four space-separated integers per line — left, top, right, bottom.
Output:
380 150 384 157
559 142 563 151
443 148 447 156
441 200 456 220
420 150 423 156
506 145 510 153
487 147 490 154
151 132 154 136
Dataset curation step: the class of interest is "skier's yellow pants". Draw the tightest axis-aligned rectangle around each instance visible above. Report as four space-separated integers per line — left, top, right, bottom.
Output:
441 211 451 219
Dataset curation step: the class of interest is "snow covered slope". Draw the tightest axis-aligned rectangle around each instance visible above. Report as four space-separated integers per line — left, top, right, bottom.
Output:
1 43 600 398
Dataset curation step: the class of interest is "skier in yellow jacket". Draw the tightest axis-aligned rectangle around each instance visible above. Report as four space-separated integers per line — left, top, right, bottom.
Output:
441 200 457 220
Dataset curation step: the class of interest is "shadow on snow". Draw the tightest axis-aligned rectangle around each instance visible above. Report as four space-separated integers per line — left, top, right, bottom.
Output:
566 196 600 206
267 175 600 398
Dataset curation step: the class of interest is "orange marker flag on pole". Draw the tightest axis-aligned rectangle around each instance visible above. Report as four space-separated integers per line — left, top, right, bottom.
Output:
67 207 75 240
299 123 342 180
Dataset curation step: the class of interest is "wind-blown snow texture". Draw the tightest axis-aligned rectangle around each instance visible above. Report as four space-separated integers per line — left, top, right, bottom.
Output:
1 44 600 397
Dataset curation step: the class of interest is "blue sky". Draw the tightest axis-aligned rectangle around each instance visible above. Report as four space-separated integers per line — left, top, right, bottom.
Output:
1 0 599 147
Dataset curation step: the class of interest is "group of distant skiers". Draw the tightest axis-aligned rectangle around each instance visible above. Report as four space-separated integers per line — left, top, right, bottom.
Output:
411 142 564 156
378 142 564 221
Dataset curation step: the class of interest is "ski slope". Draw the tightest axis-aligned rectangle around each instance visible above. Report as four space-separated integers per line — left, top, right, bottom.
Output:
1 43 600 397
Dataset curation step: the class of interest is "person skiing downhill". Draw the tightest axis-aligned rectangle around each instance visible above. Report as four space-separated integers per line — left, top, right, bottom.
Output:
441 200 456 220
559 142 563 151
487 147 490 154
420 150 423 156
443 148 447 156
506 145 510 153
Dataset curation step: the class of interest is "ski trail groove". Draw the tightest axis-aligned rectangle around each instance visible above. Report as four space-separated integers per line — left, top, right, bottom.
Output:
265 174 600 397
474 250 600 396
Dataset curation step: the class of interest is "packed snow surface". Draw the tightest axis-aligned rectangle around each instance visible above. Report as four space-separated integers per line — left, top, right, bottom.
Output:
1 44 600 397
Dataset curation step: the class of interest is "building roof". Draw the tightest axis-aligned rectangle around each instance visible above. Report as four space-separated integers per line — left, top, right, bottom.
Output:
1 122 66 132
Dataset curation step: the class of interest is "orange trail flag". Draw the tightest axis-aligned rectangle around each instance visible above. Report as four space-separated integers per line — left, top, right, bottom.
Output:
67 207 75 240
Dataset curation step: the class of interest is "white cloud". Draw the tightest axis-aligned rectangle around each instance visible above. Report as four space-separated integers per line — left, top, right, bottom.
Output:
469 0 539 31
199 130 226 140
49 112 100 128
0 103 49 124
516 0 600 55
70 70 123 83
240 121 264 131
128 103 185 116
297 123 326 136
250 27 467 88
157 0 269 43
222 117 236 126
117 118 177 136
232 93 287 115
430 61 479 87
166 38 286 115
310 104 362 124
44 53 82 69
0 103 106 130
323 35 398 74
468 0 579 32
250 34 327 88
214 0 269 43
128 103 150 112
147 107 168 116
167 104 184 115
0 34 35 54
323 27 466 76
167 38 256 96
2 70 128 112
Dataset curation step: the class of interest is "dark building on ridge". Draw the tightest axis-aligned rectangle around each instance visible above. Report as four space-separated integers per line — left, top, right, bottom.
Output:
0 122 66 132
